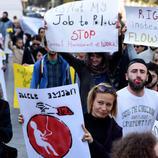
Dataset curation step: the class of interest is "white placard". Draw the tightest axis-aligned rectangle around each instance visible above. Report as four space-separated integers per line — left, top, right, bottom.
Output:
17 84 90 158
124 6 158 47
44 0 119 53
20 16 44 35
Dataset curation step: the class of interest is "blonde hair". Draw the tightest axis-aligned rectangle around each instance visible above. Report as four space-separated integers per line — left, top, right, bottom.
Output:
87 83 117 117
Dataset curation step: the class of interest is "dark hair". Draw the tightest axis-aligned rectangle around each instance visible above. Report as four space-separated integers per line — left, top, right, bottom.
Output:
3 11 8 16
127 58 147 71
112 132 157 158
38 27 45 34
86 53 110 72
147 62 158 75
31 35 41 42
87 53 109 63
37 47 47 55
126 58 152 85
15 37 23 43
13 16 17 20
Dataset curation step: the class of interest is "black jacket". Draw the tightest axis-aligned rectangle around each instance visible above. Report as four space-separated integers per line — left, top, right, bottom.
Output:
84 114 122 158
60 53 111 113
0 99 12 144
0 99 17 158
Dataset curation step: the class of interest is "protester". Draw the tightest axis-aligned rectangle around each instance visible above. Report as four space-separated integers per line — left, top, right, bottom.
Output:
0 40 6 72
153 50 158 65
36 47 46 61
146 62 158 91
0 11 13 43
61 52 113 113
10 18 23 46
133 45 148 54
115 58 158 136
82 83 122 158
112 132 158 158
23 33 31 48
8 38 24 64
0 98 17 158
38 27 47 48
30 49 71 88
22 35 42 65
75 53 86 61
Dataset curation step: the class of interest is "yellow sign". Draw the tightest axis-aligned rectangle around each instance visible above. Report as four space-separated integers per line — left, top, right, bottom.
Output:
13 64 33 108
64 0 75 3
0 51 6 60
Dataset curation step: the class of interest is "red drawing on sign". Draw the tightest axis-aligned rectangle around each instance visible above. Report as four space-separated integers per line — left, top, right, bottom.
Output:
27 115 72 158
36 102 74 116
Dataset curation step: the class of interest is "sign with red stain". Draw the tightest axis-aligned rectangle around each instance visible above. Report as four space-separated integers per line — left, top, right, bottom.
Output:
27 114 72 158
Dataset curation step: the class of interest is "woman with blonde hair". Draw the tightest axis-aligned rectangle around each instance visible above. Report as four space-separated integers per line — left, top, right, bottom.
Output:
82 83 122 158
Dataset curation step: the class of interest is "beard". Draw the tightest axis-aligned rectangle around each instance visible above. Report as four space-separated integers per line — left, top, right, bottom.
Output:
128 78 146 92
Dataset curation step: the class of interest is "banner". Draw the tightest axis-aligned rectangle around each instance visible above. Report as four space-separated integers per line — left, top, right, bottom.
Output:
44 0 119 53
20 16 44 35
0 53 7 100
17 84 90 158
124 6 158 47
13 64 33 108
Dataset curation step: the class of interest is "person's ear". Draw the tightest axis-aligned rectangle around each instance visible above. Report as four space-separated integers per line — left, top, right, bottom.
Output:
125 73 128 81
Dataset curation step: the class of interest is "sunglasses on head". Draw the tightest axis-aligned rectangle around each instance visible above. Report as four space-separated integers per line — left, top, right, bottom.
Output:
95 84 116 95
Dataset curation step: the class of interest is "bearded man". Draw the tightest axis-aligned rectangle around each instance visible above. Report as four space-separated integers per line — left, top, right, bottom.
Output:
115 58 158 136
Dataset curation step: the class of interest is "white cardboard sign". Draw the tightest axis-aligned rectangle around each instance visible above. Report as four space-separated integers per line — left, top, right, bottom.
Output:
44 0 118 53
17 84 90 158
124 6 158 47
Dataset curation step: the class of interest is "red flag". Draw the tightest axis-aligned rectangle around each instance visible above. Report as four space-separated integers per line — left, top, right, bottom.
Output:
57 106 74 116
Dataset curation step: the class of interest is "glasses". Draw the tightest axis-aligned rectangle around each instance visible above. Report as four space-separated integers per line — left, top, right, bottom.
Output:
95 84 116 95
134 45 144 48
40 31 45 34
134 45 140 48
33 43 40 46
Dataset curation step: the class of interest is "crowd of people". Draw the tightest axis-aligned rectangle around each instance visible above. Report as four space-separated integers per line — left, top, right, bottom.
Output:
1 9 158 157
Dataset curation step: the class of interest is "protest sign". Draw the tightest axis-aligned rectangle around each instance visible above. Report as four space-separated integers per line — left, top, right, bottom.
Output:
20 16 44 35
126 0 158 6
17 84 90 158
124 6 158 47
44 0 118 53
0 53 7 100
13 64 33 108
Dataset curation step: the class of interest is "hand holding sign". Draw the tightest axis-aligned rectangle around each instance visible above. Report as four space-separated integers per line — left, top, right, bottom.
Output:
82 124 93 144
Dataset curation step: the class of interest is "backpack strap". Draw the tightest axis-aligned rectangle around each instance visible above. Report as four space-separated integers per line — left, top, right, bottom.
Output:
38 58 44 86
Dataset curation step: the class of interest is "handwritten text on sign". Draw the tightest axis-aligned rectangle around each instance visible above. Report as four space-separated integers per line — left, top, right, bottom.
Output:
44 0 118 53
124 6 158 47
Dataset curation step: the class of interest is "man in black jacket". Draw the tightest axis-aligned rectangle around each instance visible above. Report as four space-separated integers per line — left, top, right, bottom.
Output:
0 99 17 158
